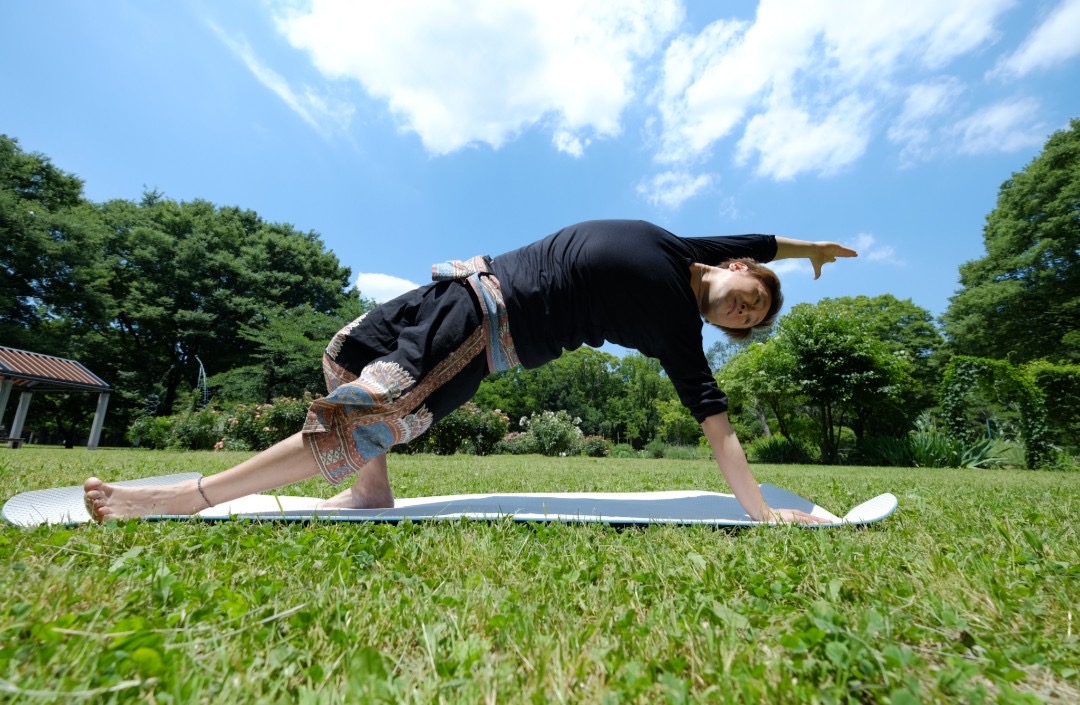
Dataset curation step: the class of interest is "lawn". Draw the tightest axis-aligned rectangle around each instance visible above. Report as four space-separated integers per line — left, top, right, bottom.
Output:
1 447 1077 704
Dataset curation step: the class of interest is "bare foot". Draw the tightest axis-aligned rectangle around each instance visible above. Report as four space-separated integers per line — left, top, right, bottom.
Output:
83 477 202 522
317 485 394 510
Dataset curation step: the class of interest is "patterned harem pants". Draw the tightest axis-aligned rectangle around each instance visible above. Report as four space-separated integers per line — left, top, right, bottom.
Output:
302 280 489 484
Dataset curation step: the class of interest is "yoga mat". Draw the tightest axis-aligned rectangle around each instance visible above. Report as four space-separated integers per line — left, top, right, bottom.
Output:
3 474 897 528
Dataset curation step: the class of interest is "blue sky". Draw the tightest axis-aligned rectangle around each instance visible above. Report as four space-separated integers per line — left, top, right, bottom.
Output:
3 0 1079 353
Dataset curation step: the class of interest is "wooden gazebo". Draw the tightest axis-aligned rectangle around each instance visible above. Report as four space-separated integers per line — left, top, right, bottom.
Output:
0 346 111 449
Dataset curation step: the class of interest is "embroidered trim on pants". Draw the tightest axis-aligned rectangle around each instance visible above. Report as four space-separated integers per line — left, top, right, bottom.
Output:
302 325 486 485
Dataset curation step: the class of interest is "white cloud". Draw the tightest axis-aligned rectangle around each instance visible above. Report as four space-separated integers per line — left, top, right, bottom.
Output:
230 0 1059 196
355 273 420 303
654 0 1014 178
273 0 682 155
210 23 354 134
851 233 899 264
636 171 714 208
992 0 1080 79
553 130 587 158
952 98 1046 154
735 94 874 180
887 78 965 164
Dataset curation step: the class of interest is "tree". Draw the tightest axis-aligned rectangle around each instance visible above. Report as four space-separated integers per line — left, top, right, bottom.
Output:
655 398 702 446
718 339 801 442
475 347 629 438
725 301 913 463
609 353 673 447
0 135 89 349
526 348 622 436
210 299 370 403
943 118 1080 363
83 196 356 417
825 295 943 434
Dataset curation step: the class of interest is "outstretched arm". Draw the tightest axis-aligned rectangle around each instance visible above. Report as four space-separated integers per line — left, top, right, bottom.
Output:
774 237 858 279
701 413 827 524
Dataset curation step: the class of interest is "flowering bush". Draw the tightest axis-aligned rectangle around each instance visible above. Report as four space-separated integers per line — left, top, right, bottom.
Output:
495 431 538 455
221 394 312 451
575 435 612 457
127 407 221 450
519 410 582 456
125 395 313 451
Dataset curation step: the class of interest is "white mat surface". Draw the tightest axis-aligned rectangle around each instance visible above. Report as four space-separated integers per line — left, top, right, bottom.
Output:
3 474 897 528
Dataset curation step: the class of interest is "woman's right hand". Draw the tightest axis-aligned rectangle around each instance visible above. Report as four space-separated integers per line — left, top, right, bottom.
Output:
768 507 832 524
809 242 858 279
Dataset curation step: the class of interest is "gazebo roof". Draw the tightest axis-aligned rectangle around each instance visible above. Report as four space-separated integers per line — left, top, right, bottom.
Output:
0 346 110 393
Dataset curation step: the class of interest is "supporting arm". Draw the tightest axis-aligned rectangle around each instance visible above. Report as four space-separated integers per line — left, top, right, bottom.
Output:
701 413 827 524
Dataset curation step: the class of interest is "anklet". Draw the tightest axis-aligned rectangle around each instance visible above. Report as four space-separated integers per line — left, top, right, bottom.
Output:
196 476 213 508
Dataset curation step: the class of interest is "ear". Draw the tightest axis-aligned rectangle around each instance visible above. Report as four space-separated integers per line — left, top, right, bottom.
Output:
726 261 749 272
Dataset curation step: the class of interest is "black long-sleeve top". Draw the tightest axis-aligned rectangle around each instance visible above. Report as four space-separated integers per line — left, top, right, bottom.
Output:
490 219 777 422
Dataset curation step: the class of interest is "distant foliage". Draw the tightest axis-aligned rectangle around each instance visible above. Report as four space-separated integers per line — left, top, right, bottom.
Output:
494 432 538 456
1026 360 1080 456
223 396 312 451
941 356 1051 468
609 443 639 459
126 395 311 451
857 422 1024 470
416 403 509 456
576 435 612 458
746 436 816 464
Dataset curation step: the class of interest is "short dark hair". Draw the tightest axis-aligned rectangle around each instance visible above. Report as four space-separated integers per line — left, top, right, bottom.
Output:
711 258 783 342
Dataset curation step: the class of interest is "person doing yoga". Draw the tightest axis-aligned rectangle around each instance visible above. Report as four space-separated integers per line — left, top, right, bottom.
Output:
85 219 856 525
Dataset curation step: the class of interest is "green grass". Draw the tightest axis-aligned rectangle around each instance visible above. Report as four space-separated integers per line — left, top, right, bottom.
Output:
1 448 1077 704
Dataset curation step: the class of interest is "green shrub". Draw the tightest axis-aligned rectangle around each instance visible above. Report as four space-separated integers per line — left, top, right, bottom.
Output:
661 444 700 461
171 406 223 451
575 435 611 458
494 432 536 455
609 443 639 459
746 435 814 464
644 438 667 459
858 436 914 467
908 425 1016 469
1047 449 1080 472
908 428 956 468
220 395 312 451
421 403 509 455
126 415 174 449
127 407 224 450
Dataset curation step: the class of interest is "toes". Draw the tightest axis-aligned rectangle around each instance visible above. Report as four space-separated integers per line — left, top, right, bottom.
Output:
83 477 110 522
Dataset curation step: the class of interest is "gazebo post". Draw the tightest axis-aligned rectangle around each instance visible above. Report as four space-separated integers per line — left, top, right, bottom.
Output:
88 392 110 450
0 377 12 431
9 390 33 448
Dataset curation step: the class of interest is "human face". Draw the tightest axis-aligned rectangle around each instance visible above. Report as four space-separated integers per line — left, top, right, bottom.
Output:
701 263 772 329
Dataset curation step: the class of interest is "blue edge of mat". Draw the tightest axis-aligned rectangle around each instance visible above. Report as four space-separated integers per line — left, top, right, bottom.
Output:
148 484 855 528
